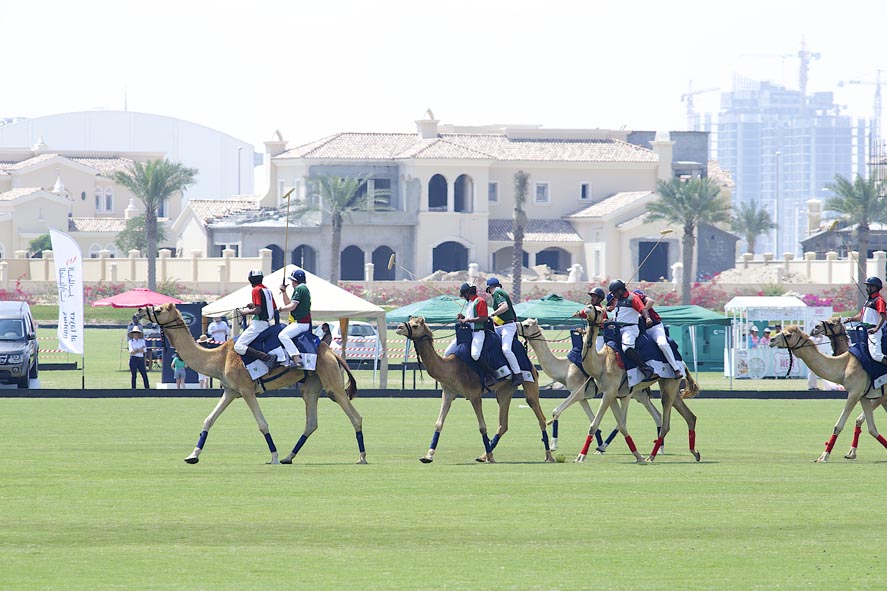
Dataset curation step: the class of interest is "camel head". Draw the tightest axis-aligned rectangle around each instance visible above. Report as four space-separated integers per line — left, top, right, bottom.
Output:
396 316 432 341
810 317 846 340
518 318 543 340
584 305 605 328
139 303 183 328
769 325 807 350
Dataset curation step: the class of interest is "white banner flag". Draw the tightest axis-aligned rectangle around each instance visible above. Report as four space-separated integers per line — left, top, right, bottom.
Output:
49 229 84 355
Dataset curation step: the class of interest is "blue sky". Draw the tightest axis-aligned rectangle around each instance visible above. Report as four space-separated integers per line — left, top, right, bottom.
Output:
3 0 884 149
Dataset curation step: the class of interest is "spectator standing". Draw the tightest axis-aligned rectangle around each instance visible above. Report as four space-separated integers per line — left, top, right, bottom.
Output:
207 315 230 343
171 353 187 389
747 326 759 349
128 326 150 390
759 328 771 348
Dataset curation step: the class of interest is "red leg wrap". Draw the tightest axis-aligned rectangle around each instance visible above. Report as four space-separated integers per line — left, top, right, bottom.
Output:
650 437 664 457
824 434 838 453
625 435 637 453
688 430 696 450
580 435 593 456
877 434 887 449
851 425 862 448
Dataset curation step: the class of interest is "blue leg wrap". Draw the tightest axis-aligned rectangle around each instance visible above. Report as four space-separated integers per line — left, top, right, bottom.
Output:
291 434 309 456
541 430 550 451
356 431 365 453
657 425 661 437
196 430 208 450
430 431 441 450
489 433 501 451
482 433 492 454
595 429 603 447
605 428 619 445
552 419 559 438
264 432 277 453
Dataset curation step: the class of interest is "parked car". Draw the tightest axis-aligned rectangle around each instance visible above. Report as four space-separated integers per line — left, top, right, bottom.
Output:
0 301 38 388
314 321 381 360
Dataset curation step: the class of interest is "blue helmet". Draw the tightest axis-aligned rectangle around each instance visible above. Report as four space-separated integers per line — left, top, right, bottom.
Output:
588 287 606 300
865 276 882 290
486 277 501 288
289 269 307 283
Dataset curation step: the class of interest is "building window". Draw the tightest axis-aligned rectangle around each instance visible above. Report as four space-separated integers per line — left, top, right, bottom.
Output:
373 179 391 208
580 183 591 201
278 179 286 202
488 182 498 203
94 188 103 211
214 244 240 257
104 188 114 212
157 199 167 218
534 182 550 205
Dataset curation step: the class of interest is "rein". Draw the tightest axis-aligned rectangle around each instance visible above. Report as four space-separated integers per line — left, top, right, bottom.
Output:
779 330 821 378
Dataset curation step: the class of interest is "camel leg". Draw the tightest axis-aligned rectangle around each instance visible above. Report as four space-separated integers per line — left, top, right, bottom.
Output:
610 395 646 463
859 397 887 453
845 398 887 459
550 379 593 424
816 396 861 463
332 392 367 464
576 394 616 462
468 393 495 463
552 397 597 451
280 389 320 464
522 385 555 463
420 390 457 463
240 391 280 464
633 388 663 451
648 383 676 462
184 389 237 464
671 394 701 461
478 390 514 463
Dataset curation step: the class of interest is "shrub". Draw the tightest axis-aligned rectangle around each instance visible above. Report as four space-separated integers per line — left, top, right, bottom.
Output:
0 278 37 305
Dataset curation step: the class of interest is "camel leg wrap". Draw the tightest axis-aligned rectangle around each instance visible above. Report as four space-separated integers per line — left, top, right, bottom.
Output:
625 435 638 453
851 426 862 448
650 437 664 458
824 434 838 453
482 433 492 454
196 430 208 450
689 430 696 450
356 432 365 454
551 420 559 438
541 430 550 451
489 433 501 451
429 431 441 450
876 434 887 449
290 434 309 457
605 429 618 445
580 434 594 456
263 432 277 453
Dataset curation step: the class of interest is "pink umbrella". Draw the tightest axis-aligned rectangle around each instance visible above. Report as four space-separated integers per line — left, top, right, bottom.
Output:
92 288 183 308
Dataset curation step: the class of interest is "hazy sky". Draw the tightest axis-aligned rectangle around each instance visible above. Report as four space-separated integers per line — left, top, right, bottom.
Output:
3 0 885 150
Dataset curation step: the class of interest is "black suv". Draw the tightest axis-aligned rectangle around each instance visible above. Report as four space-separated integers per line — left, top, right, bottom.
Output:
0 301 38 388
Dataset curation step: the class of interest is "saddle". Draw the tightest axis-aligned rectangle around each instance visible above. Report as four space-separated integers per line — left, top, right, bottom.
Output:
236 325 320 380
847 325 887 395
605 324 682 389
453 322 535 390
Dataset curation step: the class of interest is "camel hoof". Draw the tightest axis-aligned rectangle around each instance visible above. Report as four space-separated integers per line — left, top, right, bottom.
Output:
356 459 367 464
574 455 586 463
184 456 199 464
645 455 656 463
691 449 701 462
280 458 293 465
419 457 433 464
266 459 280 465
814 453 830 463
544 455 555 463
844 449 857 460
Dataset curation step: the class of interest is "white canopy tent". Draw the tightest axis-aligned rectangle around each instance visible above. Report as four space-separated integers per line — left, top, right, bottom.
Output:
723 296 832 382
202 265 389 387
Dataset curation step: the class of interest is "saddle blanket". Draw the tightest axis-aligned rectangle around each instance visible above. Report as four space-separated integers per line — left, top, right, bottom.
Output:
236 325 319 380
454 323 535 387
848 326 887 395
605 325 682 390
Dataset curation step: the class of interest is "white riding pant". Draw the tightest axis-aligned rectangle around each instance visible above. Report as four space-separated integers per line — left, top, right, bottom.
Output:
233 319 269 355
279 321 311 361
494 321 521 374
620 324 639 350
869 329 884 362
647 323 680 371
444 330 485 361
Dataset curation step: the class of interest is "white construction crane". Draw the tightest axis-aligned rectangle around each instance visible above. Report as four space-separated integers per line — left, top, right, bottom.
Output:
840 69 885 172
681 80 719 131
740 37 820 99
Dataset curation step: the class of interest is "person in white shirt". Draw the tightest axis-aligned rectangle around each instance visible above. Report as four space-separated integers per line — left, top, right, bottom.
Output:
128 325 150 389
207 315 230 342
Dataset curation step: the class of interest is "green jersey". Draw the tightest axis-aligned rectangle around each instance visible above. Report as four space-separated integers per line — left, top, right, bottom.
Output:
491 288 516 322
289 283 311 322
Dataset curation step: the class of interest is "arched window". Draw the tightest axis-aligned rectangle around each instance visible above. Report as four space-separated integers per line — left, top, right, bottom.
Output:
454 174 473 213
372 246 395 280
340 245 365 280
104 244 118 258
88 243 103 259
432 241 468 273
94 188 103 211
104 187 114 213
492 247 528 272
535 247 571 274
291 245 317 274
264 244 284 271
428 174 447 211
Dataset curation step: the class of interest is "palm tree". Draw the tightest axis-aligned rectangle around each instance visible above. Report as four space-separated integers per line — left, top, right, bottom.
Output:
825 174 887 307
512 170 529 301
113 159 196 290
306 175 369 284
731 200 776 254
648 177 732 304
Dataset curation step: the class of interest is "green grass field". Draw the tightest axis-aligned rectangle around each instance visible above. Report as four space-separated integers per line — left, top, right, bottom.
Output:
1 397 885 590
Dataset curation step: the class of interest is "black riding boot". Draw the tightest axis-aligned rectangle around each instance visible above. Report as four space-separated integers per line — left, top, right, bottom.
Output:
245 346 278 368
476 357 498 387
623 347 657 382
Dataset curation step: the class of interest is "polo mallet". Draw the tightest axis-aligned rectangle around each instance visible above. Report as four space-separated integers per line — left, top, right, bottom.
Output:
628 229 674 283
828 219 868 301
388 253 463 303
280 187 295 286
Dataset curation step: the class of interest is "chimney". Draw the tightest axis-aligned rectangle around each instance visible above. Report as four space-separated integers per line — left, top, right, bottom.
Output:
264 129 288 158
806 198 822 235
415 109 439 139
651 131 674 181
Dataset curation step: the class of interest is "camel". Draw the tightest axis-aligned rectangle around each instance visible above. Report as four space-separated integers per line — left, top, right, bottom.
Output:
395 316 554 463
810 317 887 459
518 318 673 452
769 324 887 462
563 306 700 463
139 303 366 465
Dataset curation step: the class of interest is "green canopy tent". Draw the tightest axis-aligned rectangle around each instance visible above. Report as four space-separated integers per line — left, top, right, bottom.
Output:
513 293 586 327
656 305 730 373
385 295 466 325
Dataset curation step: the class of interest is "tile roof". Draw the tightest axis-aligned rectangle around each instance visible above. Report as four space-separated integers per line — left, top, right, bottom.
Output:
69 217 128 232
0 187 43 201
488 218 584 243
565 191 654 219
187 199 261 223
279 132 658 163
0 153 59 171
70 157 134 176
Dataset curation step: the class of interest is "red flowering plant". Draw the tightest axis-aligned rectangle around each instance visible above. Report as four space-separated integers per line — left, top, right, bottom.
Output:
0 278 37 306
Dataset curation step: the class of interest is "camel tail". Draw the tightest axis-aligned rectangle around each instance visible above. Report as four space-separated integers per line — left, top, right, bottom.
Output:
680 364 700 399
333 351 359 400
